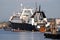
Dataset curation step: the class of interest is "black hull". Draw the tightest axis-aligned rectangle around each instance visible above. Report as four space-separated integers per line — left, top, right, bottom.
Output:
9 22 38 31
44 32 60 39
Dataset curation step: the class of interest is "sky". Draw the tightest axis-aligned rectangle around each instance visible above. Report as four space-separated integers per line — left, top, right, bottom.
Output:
0 0 60 21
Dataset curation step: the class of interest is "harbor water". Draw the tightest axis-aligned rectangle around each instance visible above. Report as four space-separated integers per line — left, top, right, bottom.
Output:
0 29 59 40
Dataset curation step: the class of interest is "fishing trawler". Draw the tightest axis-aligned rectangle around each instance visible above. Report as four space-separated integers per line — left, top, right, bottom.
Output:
9 4 49 31
9 8 36 31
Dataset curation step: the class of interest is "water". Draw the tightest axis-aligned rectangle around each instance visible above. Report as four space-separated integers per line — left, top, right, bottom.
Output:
0 29 59 40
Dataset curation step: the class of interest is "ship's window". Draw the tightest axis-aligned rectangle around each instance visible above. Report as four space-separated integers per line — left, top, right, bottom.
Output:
39 13 43 20
34 16 37 22
23 10 32 17
13 16 20 20
25 10 31 13
34 13 38 22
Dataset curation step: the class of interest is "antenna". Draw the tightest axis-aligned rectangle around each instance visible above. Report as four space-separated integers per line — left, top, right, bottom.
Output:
39 5 41 12
20 3 23 13
17 0 20 12
35 2 38 12
20 3 23 8
20 3 23 7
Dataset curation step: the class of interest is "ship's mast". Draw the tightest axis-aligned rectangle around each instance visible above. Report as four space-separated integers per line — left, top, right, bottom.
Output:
35 2 38 12
17 0 23 12
39 5 41 12
20 3 23 11
17 0 19 12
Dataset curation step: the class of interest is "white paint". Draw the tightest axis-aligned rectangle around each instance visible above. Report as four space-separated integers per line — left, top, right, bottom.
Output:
43 18 47 22
37 25 40 28
31 18 34 25
45 22 50 27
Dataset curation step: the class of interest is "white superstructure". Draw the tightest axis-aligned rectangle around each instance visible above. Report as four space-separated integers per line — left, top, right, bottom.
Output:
9 8 34 24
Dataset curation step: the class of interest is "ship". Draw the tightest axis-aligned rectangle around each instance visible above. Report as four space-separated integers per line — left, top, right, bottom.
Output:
9 8 36 31
9 4 49 31
44 18 60 39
